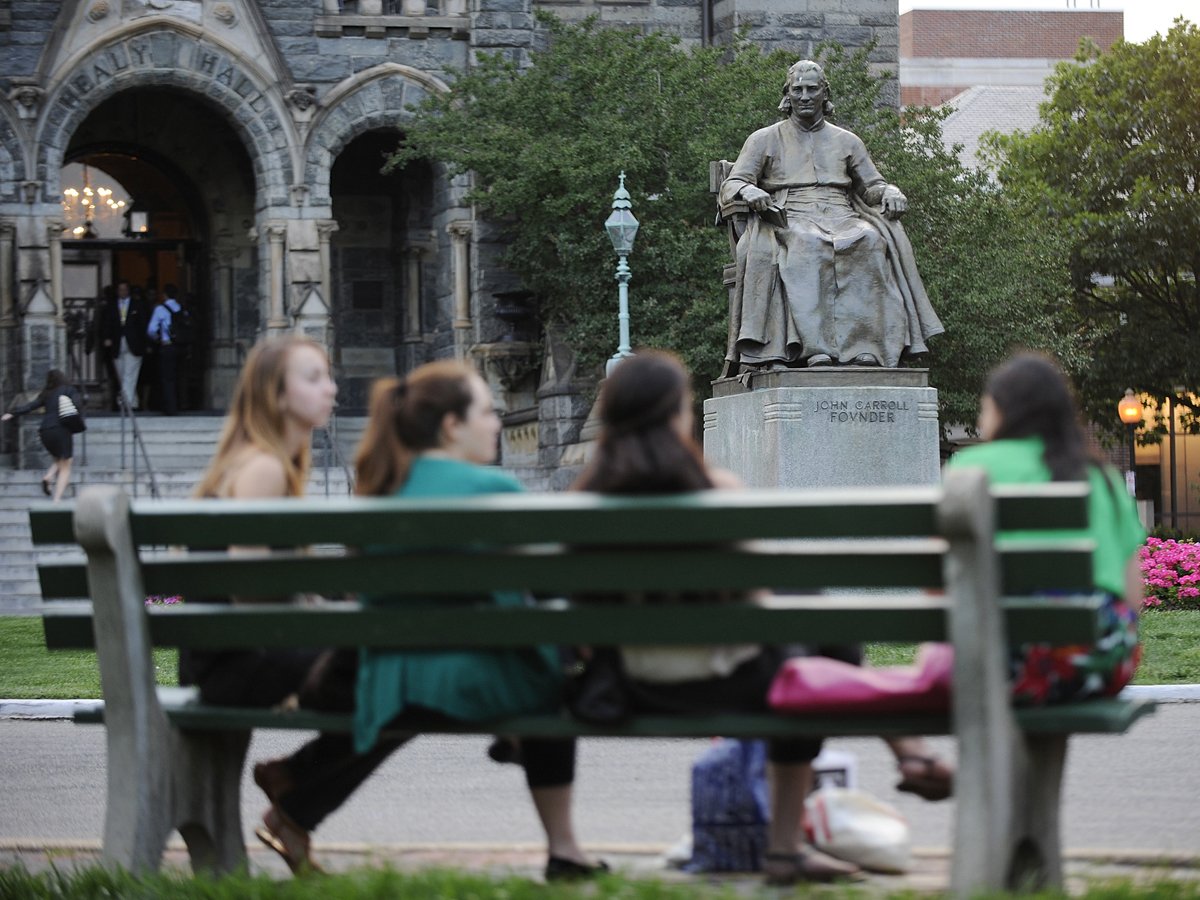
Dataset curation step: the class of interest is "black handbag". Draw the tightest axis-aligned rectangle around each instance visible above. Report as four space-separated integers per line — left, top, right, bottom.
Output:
564 647 631 725
57 394 86 434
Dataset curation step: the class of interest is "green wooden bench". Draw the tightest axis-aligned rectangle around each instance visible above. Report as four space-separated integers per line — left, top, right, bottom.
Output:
30 470 1155 895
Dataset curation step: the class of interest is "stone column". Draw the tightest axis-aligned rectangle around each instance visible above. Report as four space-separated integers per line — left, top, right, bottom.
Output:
207 247 241 410
403 247 423 342
316 220 338 316
0 221 15 328
46 222 64 325
265 222 289 333
447 220 472 360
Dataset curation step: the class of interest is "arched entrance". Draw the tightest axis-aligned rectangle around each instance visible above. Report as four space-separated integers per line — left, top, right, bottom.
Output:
62 87 256 411
329 130 435 410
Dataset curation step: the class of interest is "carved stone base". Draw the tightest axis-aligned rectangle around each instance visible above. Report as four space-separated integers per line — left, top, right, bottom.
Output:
703 368 940 488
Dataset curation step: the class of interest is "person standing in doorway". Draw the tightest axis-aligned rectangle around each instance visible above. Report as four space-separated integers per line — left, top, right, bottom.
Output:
147 283 182 416
98 280 149 411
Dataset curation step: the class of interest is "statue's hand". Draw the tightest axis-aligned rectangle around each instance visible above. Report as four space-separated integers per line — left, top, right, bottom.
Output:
881 185 908 219
741 185 773 211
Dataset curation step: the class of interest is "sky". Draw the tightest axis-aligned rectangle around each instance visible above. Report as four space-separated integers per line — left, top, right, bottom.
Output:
896 0 1195 44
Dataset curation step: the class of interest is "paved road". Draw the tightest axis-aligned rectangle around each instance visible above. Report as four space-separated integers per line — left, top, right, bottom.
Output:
2 704 1198 856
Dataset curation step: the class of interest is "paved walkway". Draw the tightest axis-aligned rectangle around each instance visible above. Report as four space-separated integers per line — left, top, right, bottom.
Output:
1 700 1198 891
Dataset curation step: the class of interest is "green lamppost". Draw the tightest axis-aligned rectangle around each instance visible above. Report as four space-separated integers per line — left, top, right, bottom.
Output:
604 172 639 376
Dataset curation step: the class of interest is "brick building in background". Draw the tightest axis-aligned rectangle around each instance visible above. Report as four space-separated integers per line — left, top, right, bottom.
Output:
900 8 1124 108
900 8 1123 168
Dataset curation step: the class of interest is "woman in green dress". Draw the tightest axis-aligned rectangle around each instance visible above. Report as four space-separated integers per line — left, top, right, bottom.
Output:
254 361 601 880
947 352 1146 704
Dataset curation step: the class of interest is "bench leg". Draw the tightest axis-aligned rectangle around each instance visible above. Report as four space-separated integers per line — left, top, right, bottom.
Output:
172 729 251 875
101 726 174 873
1006 734 1067 892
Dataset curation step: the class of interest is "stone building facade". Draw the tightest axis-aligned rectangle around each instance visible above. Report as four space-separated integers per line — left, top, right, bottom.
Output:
0 0 898 483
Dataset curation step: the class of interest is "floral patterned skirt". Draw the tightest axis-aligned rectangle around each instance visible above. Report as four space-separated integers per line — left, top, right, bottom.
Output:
1010 594 1141 706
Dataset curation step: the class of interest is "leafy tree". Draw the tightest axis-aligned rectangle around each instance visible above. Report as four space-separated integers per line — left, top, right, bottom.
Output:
393 16 1073 428
986 20 1200 434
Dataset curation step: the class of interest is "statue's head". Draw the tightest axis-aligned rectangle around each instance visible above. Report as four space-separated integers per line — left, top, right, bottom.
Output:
778 60 835 120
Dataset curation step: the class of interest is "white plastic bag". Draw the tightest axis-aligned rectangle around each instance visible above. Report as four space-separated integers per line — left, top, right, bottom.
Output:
804 786 912 874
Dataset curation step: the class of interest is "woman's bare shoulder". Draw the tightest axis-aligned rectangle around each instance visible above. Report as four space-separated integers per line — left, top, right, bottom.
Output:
707 467 745 490
226 449 289 499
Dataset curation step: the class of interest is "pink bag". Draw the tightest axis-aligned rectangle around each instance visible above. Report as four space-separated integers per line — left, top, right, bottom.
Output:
768 643 953 715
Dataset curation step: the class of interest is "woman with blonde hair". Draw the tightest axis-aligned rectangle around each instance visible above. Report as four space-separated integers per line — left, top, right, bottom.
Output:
251 360 602 880
173 335 367 874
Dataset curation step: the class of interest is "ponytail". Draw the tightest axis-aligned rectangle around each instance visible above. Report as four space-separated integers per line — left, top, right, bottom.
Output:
353 361 476 497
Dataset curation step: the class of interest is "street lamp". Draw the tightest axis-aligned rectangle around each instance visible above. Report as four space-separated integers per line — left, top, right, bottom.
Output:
1117 388 1142 497
604 171 639 377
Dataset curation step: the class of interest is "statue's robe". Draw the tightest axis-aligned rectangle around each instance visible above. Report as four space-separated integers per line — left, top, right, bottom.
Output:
719 118 944 368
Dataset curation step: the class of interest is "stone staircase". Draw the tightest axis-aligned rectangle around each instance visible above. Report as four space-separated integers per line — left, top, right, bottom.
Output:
9 413 367 473
0 415 365 615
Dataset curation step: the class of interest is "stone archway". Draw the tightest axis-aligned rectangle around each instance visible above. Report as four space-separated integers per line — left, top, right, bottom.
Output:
303 64 453 209
0 102 27 202
35 23 297 210
306 65 470 408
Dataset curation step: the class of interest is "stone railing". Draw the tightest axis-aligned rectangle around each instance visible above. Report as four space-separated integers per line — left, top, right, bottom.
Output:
315 0 469 36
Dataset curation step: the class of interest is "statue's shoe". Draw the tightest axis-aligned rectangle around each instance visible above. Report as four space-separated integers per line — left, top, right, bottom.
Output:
849 354 880 366
806 353 835 367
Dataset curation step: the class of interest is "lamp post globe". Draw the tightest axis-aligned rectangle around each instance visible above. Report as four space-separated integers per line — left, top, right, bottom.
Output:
1117 388 1142 497
604 172 639 376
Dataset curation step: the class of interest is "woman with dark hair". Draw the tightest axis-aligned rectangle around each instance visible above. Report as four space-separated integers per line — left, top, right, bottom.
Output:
252 361 601 881
2 369 83 501
573 350 949 884
948 352 1145 704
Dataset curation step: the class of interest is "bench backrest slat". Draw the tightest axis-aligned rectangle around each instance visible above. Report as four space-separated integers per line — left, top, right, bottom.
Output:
35 540 1094 600
41 594 1106 651
27 482 1090 548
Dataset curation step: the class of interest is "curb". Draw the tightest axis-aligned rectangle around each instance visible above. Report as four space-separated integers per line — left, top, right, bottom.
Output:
3 685 1200 720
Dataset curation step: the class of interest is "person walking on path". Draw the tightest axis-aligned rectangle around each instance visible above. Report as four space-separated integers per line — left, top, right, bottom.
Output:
251 362 603 881
146 283 183 415
1 369 84 502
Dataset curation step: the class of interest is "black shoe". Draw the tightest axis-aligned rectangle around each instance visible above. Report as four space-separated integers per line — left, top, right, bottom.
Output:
487 737 523 766
545 856 609 882
41 477 52 497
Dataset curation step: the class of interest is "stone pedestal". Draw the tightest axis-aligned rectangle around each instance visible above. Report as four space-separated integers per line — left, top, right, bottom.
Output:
703 369 940 488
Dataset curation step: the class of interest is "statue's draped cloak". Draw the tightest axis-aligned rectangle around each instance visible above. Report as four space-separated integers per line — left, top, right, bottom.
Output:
719 119 944 368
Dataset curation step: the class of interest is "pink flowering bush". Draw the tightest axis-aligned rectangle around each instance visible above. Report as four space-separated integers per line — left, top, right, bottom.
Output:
145 595 183 606
1139 538 1200 610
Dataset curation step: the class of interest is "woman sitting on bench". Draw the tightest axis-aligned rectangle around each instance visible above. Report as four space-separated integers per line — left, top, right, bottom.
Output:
253 361 602 881
948 352 1146 704
572 350 951 885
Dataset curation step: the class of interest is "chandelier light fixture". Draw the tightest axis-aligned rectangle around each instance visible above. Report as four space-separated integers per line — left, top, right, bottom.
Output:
61 164 128 239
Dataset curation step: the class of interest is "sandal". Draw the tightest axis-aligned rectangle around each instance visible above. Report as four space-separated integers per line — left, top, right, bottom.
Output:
896 754 954 801
545 855 609 882
253 759 294 805
763 848 864 885
255 806 325 876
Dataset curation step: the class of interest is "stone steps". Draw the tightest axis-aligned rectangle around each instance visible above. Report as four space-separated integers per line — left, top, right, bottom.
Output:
0 466 354 614
9 415 367 472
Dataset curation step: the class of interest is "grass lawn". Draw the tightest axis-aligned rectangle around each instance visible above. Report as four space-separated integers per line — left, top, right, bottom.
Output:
1 611 1197 700
0 616 177 699
1 866 1198 900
